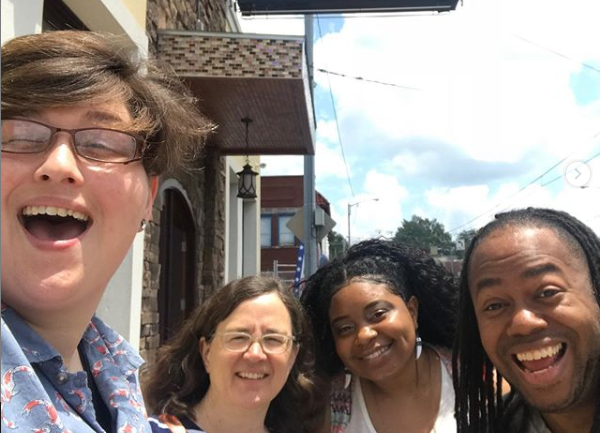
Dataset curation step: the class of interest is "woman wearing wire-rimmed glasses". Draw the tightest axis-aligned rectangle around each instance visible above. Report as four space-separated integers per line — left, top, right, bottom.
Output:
143 276 323 433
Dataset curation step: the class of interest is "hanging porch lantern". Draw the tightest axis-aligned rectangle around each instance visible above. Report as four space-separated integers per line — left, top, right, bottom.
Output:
237 117 258 199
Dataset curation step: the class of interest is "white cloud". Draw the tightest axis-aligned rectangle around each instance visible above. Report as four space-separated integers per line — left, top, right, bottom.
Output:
241 1 600 237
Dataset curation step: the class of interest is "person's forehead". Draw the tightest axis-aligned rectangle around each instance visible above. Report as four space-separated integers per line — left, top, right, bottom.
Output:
221 293 292 326
33 101 133 127
469 225 587 281
331 281 400 310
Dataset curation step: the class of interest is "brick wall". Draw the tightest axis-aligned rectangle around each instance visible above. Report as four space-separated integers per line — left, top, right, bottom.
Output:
140 0 228 364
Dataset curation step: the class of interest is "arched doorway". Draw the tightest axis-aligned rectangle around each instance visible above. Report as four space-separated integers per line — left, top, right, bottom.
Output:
158 188 197 343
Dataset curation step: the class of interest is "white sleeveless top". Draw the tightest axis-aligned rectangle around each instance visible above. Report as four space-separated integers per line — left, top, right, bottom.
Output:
345 357 456 433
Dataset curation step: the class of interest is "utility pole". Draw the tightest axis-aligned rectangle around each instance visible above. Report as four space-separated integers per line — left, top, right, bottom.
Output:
347 198 379 248
303 14 318 278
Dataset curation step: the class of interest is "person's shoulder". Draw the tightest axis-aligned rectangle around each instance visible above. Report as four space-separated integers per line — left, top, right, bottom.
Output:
1 311 34 367
429 344 452 375
501 392 550 432
88 315 145 369
148 414 207 433
149 416 178 433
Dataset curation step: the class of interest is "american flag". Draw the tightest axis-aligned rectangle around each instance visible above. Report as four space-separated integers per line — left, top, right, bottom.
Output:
292 243 305 298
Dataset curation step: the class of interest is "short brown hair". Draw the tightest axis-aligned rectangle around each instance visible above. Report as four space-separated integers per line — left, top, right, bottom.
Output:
142 276 323 433
1 30 213 175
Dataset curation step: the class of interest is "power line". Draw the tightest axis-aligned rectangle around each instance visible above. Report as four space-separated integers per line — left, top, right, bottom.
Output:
449 150 600 234
316 17 355 197
513 34 600 75
316 68 422 90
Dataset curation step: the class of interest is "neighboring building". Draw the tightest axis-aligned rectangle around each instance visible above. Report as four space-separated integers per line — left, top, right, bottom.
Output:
436 257 463 277
260 176 330 285
2 0 315 364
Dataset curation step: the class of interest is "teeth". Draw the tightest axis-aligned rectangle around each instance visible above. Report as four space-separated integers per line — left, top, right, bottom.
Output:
363 346 389 360
516 343 562 362
22 206 89 222
238 372 266 380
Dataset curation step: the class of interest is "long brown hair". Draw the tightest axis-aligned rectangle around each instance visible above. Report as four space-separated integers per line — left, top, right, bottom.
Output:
142 276 323 433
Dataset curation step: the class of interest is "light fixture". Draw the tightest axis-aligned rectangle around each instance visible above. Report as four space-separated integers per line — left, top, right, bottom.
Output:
237 117 258 199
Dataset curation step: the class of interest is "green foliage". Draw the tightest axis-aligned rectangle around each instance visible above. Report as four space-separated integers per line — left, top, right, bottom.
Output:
327 230 347 259
393 215 454 255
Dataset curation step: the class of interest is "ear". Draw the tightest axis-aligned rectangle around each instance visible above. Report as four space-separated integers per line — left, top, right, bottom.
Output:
144 176 159 221
199 337 211 373
407 296 419 330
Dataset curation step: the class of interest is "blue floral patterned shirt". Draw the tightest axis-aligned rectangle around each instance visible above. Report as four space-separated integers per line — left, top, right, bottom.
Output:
1 304 151 433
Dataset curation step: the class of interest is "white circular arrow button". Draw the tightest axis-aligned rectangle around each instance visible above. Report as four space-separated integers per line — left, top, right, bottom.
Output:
565 161 591 187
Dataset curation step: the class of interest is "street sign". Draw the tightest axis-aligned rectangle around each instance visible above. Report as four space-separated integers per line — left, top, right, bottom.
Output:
286 205 336 243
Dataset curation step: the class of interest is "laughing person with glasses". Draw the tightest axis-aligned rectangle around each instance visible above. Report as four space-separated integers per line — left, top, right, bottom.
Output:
142 276 322 433
1 31 212 433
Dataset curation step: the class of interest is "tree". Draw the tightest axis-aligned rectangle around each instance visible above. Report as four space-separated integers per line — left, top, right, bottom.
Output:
327 230 347 259
455 228 477 259
393 215 454 256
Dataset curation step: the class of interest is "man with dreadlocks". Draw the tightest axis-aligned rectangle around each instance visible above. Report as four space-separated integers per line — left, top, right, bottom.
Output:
453 207 600 433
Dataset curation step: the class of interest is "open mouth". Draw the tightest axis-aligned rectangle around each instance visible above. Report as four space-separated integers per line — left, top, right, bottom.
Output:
21 205 91 241
513 342 566 374
237 372 267 380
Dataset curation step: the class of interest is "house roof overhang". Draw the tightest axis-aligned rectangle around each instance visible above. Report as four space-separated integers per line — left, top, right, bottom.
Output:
158 30 315 156
237 0 460 15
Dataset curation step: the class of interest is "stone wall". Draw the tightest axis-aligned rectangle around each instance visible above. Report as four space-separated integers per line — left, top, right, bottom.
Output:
146 0 227 53
140 0 228 364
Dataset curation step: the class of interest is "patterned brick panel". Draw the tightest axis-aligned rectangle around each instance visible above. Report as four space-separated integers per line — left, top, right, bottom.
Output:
158 32 304 79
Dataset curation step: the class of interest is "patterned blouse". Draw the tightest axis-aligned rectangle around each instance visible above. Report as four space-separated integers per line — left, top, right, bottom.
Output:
1 304 151 433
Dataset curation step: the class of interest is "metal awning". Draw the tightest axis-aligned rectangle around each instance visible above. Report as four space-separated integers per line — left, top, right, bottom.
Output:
237 0 460 15
158 30 315 155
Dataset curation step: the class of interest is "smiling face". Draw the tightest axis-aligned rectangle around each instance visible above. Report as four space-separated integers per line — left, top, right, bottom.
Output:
0 103 157 322
199 293 299 411
329 281 418 383
469 225 600 414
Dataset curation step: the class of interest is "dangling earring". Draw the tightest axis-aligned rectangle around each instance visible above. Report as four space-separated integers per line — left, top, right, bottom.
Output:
139 219 147 232
415 334 423 360
344 368 352 389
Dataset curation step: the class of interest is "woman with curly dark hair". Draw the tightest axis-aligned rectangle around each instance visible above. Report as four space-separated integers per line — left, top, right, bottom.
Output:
301 238 459 433
143 275 322 433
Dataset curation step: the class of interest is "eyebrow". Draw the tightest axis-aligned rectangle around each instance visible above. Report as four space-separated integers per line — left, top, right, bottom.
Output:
521 262 562 279
474 263 563 293
474 277 502 293
84 110 126 124
225 326 288 335
330 300 388 326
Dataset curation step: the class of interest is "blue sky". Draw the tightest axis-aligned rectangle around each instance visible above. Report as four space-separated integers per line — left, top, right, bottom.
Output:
240 0 600 242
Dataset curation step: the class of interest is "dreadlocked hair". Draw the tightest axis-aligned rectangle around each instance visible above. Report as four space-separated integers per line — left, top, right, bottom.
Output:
300 238 458 378
452 207 600 433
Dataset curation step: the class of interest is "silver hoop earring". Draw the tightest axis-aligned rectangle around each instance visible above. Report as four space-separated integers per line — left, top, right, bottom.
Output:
139 219 147 232
344 368 352 389
415 334 423 360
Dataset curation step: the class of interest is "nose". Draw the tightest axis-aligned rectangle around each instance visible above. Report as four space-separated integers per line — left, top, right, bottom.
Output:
244 341 268 361
34 133 84 185
355 325 377 344
506 306 547 337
